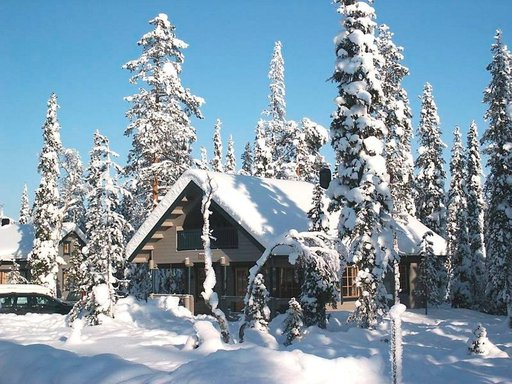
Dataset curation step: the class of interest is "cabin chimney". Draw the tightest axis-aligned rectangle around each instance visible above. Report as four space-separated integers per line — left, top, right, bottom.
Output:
319 167 331 189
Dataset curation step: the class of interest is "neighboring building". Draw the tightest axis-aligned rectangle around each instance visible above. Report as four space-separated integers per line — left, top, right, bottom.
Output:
0 218 86 298
127 170 447 315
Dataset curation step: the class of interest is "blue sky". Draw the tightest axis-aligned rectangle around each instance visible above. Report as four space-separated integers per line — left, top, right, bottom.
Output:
0 0 510 217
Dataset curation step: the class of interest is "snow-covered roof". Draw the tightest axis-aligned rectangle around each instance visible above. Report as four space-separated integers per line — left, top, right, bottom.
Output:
0 222 86 261
127 169 447 258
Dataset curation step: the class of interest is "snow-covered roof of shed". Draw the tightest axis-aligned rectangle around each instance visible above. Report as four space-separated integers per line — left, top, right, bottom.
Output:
126 169 447 258
0 222 86 261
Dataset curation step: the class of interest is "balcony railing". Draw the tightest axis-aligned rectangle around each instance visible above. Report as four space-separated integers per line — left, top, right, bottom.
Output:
177 227 238 251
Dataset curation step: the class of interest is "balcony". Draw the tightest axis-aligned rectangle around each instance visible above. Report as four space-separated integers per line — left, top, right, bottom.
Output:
177 227 238 251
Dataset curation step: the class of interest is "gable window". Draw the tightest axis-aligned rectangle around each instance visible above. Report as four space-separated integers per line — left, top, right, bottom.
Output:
342 265 359 299
177 227 238 251
63 241 71 256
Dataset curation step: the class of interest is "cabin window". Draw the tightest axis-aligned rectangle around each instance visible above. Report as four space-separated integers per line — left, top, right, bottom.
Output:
342 265 359 299
177 227 238 250
399 263 410 294
63 241 71 256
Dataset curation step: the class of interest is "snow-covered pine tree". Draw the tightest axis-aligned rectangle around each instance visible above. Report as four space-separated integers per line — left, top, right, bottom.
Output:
124 13 204 227
211 119 223 173
465 121 486 309
448 127 472 308
415 231 443 309
7 258 28 284
18 184 30 224
377 24 415 217
414 83 447 236
240 142 253 176
61 148 86 228
482 30 512 321
282 297 304 346
127 263 152 301
329 0 397 328
65 237 86 296
253 120 273 178
308 183 329 233
29 93 64 295
244 273 270 332
225 135 236 174
194 147 209 171
264 41 287 172
467 323 491 355
70 131 132 325
295 118 329 183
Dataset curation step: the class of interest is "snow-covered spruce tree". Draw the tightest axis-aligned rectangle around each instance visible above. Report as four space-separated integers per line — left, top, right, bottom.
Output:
467 323 491 355
329 0 397 328
195 147 209 171
200 176 230 343
225 135 236 174
282 297 304 346
308 183 329 233
415 231 443 309
7 258 28 284
65 237 86 296
377 24 415 217
253 120 274 178
124 13 204 227
295 118 329 183
69 131 132 325
61 148 86 228
18 184 31 225
414 83 447 236
482 30 512 320
240 142 253 176
127 263 152 301
244 273 270 332
448 127 472 309
29 93 64 295
465 121 486 309
210 119 223 173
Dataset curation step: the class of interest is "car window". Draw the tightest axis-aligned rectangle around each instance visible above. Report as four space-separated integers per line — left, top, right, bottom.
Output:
34 295 52 305
16 296 29 308
0 296 14 308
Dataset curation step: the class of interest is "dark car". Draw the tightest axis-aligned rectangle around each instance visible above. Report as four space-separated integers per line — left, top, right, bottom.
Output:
0 292 73 315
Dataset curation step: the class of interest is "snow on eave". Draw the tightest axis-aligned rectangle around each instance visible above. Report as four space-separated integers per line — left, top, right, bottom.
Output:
126 170 316 260
61 222 87 244
394 215 447 256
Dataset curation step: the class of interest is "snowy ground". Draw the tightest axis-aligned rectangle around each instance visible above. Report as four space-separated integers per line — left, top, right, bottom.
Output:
0 297 510 384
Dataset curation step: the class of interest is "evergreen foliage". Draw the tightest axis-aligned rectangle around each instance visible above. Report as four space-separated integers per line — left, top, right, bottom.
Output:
127 263 152 301
253 120 274 178
447 127 472 308
308 183 329 233
29 93 64 295
195 147 210 171
65 237 87 296
244 273 270 331
124 13 204 226
211 119 223 172
225 135 236 174
7 258 28 284
282 297 304 346
377 24 415 217
415 231 444 307
465 121 486 308
61 148 86 228
329 0 397 328
467 324 490 355
240 142 253 176
414 83 447 236
69 131 132 325
482 30 512 320
18 184 30 225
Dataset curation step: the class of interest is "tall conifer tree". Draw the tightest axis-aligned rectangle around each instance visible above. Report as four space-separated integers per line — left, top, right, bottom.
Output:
18 184 30 225
124 13 203 226
482 31 512 321
211 119 223 172
414 83 447 236
329 0 396 328
225 135 236 174
29 93 64 295
465 121 486 307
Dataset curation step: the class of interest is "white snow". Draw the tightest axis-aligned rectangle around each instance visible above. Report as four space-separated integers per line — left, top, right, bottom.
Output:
127 170 446 259
0 299 510 383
